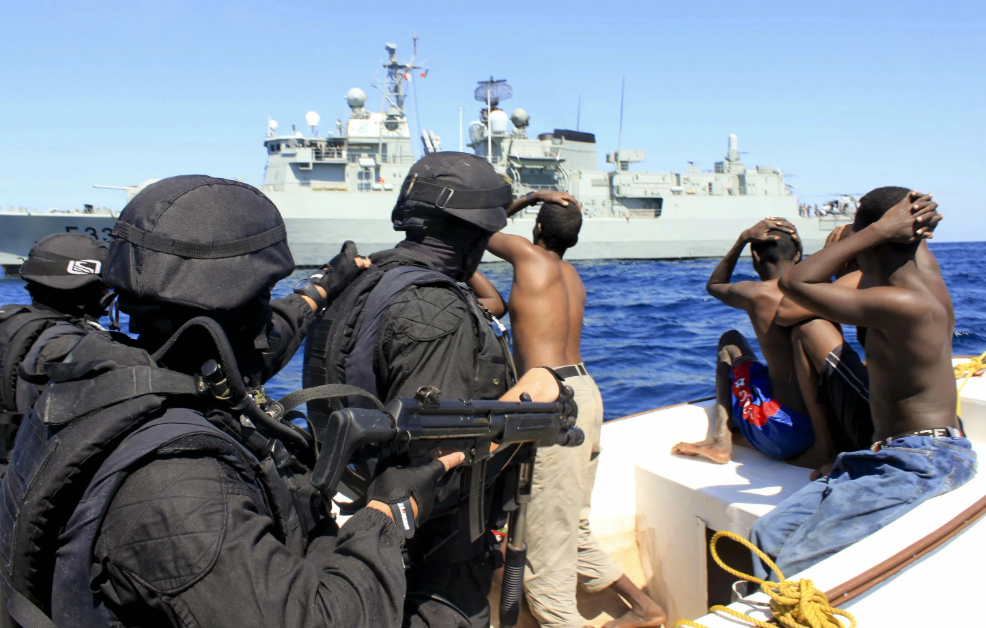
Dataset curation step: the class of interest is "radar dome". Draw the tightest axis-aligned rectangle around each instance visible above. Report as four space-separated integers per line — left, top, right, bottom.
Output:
510 108 530 128
489 109 509 135
346 88 367 109
384 106 401 131
305 111 321 127
268 119 278 132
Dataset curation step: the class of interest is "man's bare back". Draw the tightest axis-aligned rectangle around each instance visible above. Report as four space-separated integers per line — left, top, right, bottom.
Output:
486 232 585 372
779 192 958 441
672 218 841 468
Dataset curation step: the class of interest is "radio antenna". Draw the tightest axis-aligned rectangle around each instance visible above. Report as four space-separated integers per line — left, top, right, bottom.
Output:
577 94 581 131
617 76 625 154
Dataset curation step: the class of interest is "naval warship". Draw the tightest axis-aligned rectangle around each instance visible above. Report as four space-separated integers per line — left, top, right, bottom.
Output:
0 40 851 274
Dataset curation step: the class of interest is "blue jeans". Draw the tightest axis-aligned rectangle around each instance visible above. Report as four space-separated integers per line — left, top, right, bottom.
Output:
750 431 977 580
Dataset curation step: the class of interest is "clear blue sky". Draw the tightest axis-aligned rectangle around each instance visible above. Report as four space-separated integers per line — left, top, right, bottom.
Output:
3 1 984 241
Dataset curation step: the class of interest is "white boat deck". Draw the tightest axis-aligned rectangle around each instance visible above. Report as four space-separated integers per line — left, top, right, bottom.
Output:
577 360 986 627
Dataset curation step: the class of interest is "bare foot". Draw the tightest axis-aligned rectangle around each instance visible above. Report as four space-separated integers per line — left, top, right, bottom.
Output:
602 605 667 628
671 439 732 464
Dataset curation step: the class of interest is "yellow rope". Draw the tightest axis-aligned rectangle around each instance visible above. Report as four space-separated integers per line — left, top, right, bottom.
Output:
955 351 986 418
671 531 856 628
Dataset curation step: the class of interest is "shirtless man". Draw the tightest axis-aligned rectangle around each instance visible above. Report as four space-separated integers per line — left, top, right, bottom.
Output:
750 188 977 579
672 219 841 469
479 192 666 628
773 226 874 471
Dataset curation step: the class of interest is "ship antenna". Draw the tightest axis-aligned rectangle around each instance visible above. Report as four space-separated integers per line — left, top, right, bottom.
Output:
411 34 423 149
474 77 511 164
617 76 625 155
577 94 581 132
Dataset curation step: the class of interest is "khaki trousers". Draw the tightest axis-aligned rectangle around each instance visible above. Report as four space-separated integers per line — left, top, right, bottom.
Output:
522 367 623 628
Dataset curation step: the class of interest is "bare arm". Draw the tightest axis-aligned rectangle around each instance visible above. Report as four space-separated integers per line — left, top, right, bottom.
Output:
506 190 581 218
778 193 940 328
707 218 797 309
774 270 862 327
486 231 539 265
466 270 506 318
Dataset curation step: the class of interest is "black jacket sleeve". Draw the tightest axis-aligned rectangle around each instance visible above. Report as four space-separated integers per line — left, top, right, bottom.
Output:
94 454 406 628
377 285 478 403
261 294 316 383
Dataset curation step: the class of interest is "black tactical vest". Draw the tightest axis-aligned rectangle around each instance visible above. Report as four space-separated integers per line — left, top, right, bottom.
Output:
0 330 318 628
303 255 513 565
0 305 85 467
304 257 512 430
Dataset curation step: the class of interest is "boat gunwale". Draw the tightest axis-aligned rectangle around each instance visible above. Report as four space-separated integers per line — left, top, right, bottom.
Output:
607 395 715 424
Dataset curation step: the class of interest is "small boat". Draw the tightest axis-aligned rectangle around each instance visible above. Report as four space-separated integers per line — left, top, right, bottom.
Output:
490 356 986 626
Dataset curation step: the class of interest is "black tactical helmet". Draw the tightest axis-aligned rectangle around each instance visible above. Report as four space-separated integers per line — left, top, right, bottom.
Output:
103 175 295 311
19 233 108 290
392 152 511 234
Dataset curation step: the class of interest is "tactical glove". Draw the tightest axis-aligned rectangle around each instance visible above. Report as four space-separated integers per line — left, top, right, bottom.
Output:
312 241 364 303
367 459 448 538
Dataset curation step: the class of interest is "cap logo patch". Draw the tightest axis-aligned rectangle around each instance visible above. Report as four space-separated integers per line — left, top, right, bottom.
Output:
66 260 101 275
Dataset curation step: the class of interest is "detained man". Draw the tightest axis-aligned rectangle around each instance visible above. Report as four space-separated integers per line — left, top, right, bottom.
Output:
671 219 847 471
751 188 976 578
478 195 666 628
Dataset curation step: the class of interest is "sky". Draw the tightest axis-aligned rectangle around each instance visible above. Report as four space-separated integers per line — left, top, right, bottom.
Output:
2 0 985 241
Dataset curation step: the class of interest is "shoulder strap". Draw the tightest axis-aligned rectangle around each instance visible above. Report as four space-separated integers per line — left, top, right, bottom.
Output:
0 307 65 413
6 585 59 628
344 266 465 398
38 365 201 425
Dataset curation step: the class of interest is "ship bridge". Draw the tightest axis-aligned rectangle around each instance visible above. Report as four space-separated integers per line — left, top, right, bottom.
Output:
262 42 422 195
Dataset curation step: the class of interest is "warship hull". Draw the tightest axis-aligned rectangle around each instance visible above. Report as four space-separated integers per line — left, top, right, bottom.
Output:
0 192 850 274
267 189 848 264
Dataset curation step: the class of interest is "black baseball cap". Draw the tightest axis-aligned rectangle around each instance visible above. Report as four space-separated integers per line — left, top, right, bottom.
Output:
19 233 108 290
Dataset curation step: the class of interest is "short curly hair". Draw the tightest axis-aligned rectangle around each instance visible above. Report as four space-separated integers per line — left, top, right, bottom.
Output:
536 203 582 253
854 186 910 231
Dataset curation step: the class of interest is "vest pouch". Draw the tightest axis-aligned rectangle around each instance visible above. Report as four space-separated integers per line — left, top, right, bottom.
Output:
473 354 508 400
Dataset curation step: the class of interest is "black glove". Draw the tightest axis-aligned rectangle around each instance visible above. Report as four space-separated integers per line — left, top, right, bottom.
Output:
367 459 448 538
312 241 364 303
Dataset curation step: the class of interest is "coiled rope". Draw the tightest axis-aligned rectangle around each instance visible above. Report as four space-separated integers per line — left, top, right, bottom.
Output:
672 531 856 628
955 351 986 418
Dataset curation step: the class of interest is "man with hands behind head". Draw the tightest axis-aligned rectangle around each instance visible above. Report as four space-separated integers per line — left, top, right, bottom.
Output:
672 218 841 470
750 189 976 579
477 190 666 628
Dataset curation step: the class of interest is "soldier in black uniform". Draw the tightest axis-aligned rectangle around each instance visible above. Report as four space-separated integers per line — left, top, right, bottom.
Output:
0 233 109 467
304 153 523 628
0 176 461 628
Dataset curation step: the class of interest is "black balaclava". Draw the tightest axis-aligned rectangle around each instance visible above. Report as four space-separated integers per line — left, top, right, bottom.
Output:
395 213 491 281
121 290 274 387
26 281 107 320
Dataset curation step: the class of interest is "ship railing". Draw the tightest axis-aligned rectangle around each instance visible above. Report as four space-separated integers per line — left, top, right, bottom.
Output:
313 147 346 161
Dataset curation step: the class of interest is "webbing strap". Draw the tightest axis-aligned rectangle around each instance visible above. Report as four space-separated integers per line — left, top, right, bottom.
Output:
41 367 200 425
401 178 513 210
278 384 385 413
112 222 287 259
6 586 58 628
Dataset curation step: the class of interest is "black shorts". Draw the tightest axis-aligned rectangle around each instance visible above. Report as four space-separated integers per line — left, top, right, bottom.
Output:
817 343 874 453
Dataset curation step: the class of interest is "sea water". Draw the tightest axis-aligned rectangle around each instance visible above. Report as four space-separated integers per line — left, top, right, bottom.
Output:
2 242 983 420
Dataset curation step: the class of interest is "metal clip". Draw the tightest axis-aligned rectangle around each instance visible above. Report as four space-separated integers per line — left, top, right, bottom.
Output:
435 187 455 209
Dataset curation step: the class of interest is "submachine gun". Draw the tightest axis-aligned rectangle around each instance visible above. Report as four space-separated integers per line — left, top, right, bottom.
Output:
275 382 584 628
